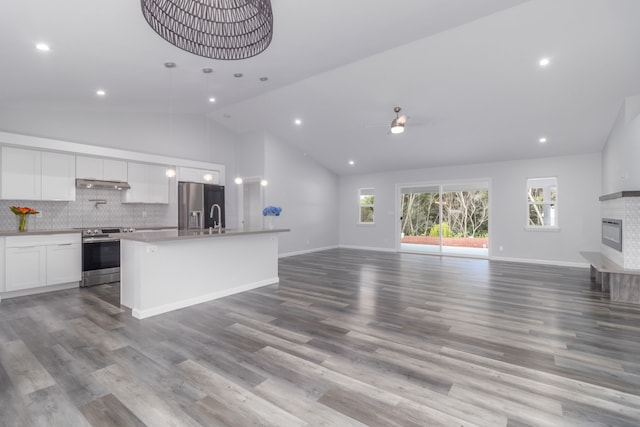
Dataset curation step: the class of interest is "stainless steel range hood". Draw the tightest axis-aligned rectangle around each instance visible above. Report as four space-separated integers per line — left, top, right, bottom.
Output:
76 178 131 190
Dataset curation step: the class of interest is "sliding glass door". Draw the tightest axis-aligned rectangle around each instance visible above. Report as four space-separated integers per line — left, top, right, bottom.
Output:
400 185 440 254
399 182 489 257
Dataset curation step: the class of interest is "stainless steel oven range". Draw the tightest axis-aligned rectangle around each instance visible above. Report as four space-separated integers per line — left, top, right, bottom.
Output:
81 227 136 287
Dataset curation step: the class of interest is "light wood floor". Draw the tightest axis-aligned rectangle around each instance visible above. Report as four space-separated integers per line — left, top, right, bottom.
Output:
1 248 640 426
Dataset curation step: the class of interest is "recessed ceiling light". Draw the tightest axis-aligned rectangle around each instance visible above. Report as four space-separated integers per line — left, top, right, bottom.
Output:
294 119 302 125
202 68 213 74
208 97 216 103
96 90 106 96
35 43 50 52
164 62 176 68
234 73 243 78
349 160 355 165
539 137 547 143
539 57 550 67
259 77 268 81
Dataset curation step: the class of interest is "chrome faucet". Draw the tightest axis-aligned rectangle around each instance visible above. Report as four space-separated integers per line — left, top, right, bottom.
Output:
209 203 222 233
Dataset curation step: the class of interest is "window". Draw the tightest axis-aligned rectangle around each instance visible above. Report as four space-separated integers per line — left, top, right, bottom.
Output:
527 177 557 227
359 188 375 224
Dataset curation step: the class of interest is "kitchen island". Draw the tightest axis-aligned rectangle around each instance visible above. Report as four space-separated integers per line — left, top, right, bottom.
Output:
119 228 289 319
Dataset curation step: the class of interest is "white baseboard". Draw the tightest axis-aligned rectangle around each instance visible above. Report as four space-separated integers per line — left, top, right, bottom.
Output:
279 245 339 258
132 277 279 320
338 245 396 253
335 246 589 268
1 281 79 300
490 255 589 269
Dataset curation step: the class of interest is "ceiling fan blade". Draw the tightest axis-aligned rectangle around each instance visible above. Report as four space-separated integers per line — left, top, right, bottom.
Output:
407 119 433 127
364 123 388 129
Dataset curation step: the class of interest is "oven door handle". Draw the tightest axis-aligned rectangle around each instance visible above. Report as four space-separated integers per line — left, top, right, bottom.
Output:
83 237 120 243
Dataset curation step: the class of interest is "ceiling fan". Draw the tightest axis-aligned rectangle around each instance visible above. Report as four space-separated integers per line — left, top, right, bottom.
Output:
390 106 407 134
365 106 429 134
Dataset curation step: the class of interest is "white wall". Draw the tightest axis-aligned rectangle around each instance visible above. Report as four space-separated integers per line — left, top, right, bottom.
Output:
0 108 233 161
339 152 602 266
602 95 640 194
263 133 339 256
239 131 266 179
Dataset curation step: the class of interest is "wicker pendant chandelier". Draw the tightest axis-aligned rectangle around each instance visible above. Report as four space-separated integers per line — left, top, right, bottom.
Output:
141 0 273 60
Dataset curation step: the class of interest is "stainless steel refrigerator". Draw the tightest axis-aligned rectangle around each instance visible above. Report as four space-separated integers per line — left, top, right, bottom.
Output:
178 182 225 230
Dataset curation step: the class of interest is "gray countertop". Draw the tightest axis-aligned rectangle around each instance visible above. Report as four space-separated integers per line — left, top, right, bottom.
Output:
118 228 290 243
0 226 176 238
0 229 81 237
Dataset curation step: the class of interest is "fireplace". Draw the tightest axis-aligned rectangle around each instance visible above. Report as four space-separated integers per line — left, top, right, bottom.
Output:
600 191 640 269
602 218 622 251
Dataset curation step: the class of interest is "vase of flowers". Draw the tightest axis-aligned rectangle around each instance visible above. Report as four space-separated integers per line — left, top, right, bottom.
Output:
10 206 39 232
262 205 282 229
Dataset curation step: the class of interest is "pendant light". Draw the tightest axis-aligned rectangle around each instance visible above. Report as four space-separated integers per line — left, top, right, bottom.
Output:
203 67 215 183
141 0 274 60
234 128 243 185
165 62 177 178
233 72 243 184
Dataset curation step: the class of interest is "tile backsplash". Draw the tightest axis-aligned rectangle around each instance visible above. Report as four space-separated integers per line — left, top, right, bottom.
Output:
0 188 174 231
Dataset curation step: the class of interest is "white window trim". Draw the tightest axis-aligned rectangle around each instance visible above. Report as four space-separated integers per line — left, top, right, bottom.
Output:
524 225 561 232
525 177 558 230
358 188 375 225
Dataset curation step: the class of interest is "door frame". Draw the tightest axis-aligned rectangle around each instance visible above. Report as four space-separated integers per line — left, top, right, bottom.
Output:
238 176 265 230
395 178 492 258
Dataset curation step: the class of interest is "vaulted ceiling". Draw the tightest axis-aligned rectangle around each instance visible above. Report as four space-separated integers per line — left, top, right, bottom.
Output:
2 0 639 174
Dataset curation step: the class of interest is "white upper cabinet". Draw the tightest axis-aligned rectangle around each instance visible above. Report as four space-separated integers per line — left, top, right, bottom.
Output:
1 147 76 201
76 156 127 181
147 164 170 204
75 155 101 179
103 159 127 181
1 147 75 201
42 151 76 201
1 146 42 200
177 167 220 184
123 161 148 203
122 162 169 204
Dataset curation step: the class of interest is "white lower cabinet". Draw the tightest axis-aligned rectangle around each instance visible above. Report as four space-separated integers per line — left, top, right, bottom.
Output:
5 246 47 291
4 233 81 293
46 243 82 284
0 237 5 292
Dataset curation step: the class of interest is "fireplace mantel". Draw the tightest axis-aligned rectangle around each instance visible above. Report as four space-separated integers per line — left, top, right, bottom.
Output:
599 191 640 201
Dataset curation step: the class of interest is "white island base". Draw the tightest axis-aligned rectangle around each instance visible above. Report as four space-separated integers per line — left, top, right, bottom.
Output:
120 230 285 319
